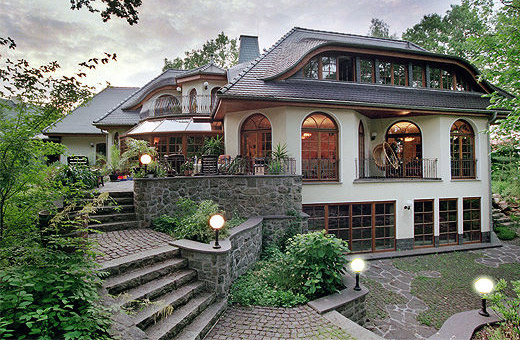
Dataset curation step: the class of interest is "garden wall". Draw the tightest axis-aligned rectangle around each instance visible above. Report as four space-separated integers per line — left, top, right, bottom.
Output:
171 217 263 296
134 175 302 227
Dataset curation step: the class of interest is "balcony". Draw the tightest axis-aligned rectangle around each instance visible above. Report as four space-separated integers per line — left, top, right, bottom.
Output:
141 95 216 119
356 158 439 180
451 159 476 179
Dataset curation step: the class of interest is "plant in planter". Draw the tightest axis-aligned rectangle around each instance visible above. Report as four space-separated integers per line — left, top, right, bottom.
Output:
201 136 224 175
120 138 157 172
180 159 194 176
267 143 289 175
107 144 123 181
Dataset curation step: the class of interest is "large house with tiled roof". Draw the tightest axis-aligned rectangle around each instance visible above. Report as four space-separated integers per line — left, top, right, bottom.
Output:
45 27 508 253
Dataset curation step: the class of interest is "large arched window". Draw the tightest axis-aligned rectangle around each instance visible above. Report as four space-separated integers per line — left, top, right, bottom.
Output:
451 120 475 178
301 113 339 181
358 121 365 177
240 113 272 158
189 89 197 113
154 95 180 116
386 121 422 177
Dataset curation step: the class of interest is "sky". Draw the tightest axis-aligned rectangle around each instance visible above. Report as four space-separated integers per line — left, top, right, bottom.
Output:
0 0 461 90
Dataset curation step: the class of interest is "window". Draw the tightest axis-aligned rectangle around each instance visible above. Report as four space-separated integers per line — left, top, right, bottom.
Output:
393 63 407 86
154 95 181 116
441 70 454 90
189 89 197 113
304 57 319 79
450 120 475 178
360 59 374 83
463 197 481 243
240 113 272 158
187 136 205 158
439 198 458 245
338 56 354 81
168 136 183 154
378 61 392 85
414 200 434 247
358 122 365 178
430 68 441 88
302 202 396 253
386 121 422 177
210 87 220 112
153 136 168 159
301 113 338 181
456 75 469 91
411 65 424 87
321 56 337 79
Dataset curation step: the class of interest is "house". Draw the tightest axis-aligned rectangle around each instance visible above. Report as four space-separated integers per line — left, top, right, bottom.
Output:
48 27 507 253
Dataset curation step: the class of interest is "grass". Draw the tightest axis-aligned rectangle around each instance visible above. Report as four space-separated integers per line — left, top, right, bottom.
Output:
364 278 407 321
393 251 520 329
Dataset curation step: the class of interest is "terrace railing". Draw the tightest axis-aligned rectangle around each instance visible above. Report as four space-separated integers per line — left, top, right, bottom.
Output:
143 95 216 119
356 158 439 180
451 159 477 179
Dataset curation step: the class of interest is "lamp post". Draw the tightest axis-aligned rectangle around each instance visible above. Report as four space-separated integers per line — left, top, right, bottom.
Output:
140 154 152 173
209 214 225 249
351 258 365 291
474 277 494 317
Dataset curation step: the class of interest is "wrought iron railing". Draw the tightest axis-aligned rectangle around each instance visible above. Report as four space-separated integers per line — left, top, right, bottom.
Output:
451 159 477 179
302 159 339 181
356 158 439 179
141 95 216 119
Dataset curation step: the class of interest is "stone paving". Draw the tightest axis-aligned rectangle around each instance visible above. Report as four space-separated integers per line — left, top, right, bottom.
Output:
473 243 520 268
90 229 173 263
96 179 134 193
204 305 355 340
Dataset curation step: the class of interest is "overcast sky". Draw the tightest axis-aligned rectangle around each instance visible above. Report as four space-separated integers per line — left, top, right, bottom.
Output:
0 0 460 89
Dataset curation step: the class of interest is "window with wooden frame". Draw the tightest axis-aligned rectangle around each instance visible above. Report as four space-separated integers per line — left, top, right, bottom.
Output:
360 59 374 83
450 120 476 179
463 197 481 243
153 136 168 159
303 202 396 253
441 70 455 90
430 67 441 88
414 200 434 247
186 136 205 157
411 64 424 87
321 56 337 79
189 89 197 113
378 61 392 85
301 113 339 181
240 113 272 158
303 57 319 79
439 198 458 245
168 136 183 155
393 62 408 86
338 56 354 81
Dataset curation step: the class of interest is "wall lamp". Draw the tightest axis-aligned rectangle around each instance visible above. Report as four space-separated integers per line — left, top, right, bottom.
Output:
203 81 209 90
176 86 182 92
404 200 413 210
371 132 377 141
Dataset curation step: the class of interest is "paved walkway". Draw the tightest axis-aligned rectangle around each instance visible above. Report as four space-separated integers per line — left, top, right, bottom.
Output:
96 179 134 193
205 305 355 340
90 229 173 263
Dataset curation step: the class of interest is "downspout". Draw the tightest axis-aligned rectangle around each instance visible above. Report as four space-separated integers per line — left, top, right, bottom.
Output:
487 111 498 243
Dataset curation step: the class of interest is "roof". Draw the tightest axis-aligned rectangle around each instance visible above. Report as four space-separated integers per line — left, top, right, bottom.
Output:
124 118 212 136
94 69 186 127
218 27 499 115
176 62 226 79
44 87 137 135
238 35 260 64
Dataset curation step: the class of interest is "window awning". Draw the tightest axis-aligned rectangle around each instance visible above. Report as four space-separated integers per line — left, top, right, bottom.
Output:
124 118 213 136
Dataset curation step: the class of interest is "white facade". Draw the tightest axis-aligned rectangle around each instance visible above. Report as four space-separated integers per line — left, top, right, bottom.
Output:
59 135 107 165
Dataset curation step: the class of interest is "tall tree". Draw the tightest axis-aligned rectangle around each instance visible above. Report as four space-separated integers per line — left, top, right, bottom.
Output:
163 32 238 71
69 0 142 25
368 18 397 39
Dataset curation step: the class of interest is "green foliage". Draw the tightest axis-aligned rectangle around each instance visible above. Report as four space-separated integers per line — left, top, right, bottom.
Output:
368 18 398 39
152 215 178 234
202 135 224 156
284 231 349 298
69 0 142 25
495 226 517 240
163 32 238 71
107 144 123 174
267 143 290 175
53 164 98 189
120 138 157 172
488 279 520 328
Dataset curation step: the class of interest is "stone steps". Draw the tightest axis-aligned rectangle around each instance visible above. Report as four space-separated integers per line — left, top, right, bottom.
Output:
172 298 227 340
93 204 135 215
90 220 141 232
90 212 138 224
86 191 139 233
101 245 180 276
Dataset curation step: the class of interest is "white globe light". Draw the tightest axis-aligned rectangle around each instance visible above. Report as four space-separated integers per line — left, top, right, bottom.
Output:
140 154 152 165
474 278 494 295
209 214 225 230
351 258 365 273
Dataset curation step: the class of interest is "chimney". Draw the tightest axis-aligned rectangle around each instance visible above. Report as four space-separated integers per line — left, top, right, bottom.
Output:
238 35 260 64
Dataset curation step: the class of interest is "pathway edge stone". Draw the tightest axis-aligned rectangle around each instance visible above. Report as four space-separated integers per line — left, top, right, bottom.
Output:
323 310 384 340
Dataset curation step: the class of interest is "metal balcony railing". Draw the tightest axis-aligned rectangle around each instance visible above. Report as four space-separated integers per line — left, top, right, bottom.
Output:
356 158 439 179
143 95 216 119
451 159 477 179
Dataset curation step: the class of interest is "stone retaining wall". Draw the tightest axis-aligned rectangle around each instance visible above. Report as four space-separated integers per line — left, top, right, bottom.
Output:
171 217 263 296
134 175 302 228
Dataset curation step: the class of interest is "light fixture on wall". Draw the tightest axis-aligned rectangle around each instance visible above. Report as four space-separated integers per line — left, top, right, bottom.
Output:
90 142 95 148
371 132 377 141
404 200 413 210
176 86 182 92
203 81 209 90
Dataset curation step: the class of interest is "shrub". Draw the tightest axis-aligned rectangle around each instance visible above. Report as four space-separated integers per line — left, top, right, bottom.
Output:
487 279 520 337
495 226 516 240
53 164 98 189
284 230 349 298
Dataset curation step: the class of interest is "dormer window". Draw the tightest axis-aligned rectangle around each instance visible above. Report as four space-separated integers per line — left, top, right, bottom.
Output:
154 95 181 116
321 56 337 79
304 56 353 81
360 59 374 83
411 65 424 88
304 57 319 79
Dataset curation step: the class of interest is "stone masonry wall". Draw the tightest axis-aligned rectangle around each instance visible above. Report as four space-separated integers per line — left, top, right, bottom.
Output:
335 295 367 325
134 175 302 227
172 217 263 296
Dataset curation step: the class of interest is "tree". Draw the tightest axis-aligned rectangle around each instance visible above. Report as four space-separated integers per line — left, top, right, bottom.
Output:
402 0 493 58
163 32 238 71
368 18 398 39
69 0 142 25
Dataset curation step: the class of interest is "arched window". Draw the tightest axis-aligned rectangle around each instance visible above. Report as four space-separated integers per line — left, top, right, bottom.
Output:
451 120 475 178
240 113 272 158
386 121 422 177
154 94 180 116
210 87 219 112
358 121 365 177
301 113 339 181
189 89 197 113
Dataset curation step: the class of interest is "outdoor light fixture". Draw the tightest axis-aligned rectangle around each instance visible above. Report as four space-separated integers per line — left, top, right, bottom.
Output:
371 132 377 141
474 277 494 317
350 258 365 291
404 200 413 210
176 86 182 92
203 81 209 90
209 214 225 249
140 154 152 173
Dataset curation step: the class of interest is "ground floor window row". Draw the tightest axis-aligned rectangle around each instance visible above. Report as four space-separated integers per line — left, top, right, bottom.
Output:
303 197 481 253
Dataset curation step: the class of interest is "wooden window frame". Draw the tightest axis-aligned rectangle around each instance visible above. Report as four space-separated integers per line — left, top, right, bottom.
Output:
439 198 458 246
240 113 272 159
413 199 435 248
450 120 476 179
462 197 482 244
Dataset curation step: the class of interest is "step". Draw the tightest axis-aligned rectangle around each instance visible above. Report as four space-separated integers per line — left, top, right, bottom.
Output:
135 281 207 329
497 221 516 228
101 244 180 274
106 191 134 198
117 269 198 309
90 220 140 232
144 292 215 340
82 196 134 206
90 212 138 224
172 298 227 340
494 217 510 224
91 205 135 216
492 212 506 219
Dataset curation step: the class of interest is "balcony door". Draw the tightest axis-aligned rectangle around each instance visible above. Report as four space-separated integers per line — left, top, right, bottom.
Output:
386 121 422 177
240 113 272 158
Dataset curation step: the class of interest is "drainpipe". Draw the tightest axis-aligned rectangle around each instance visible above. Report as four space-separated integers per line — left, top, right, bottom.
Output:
487 111 498 243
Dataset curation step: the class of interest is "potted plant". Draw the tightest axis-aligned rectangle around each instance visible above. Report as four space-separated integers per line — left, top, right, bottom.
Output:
180 159 194 176
201 136 224 175
267 143 289 175
108 144 123 181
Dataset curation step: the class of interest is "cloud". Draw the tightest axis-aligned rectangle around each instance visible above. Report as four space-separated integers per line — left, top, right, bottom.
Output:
0 0 459 89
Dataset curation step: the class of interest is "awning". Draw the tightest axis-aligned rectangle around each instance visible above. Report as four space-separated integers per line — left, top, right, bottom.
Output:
124 118 213 136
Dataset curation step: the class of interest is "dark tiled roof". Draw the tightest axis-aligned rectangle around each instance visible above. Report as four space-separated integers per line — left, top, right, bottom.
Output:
177 62 226 78
44 87 137 134
219 27 495 114
238 35 260 64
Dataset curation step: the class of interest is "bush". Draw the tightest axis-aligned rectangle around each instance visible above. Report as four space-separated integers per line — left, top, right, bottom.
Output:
495 226 516 240
486 279 520 338
53 164 98 189
284 230 349 298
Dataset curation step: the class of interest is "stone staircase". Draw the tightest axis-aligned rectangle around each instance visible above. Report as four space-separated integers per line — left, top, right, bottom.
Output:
492 207 516 229
102 246 227 340
88 191 140 232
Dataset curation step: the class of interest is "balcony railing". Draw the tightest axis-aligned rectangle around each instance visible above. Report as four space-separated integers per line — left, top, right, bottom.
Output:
356 158 439 180
302 159 339 181
451 159 476 179
142 95 216 119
